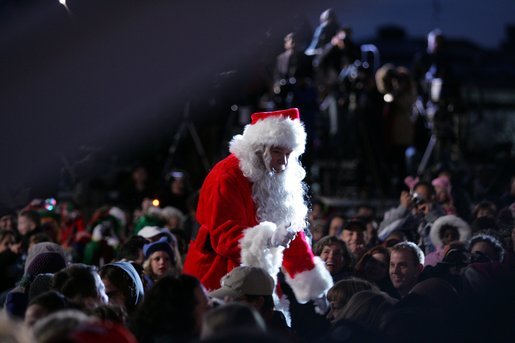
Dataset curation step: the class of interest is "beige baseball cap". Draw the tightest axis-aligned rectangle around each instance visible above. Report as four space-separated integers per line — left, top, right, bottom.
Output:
209 266 275 300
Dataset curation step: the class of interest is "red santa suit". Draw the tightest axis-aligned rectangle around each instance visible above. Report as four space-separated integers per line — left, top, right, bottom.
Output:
183 108 332 303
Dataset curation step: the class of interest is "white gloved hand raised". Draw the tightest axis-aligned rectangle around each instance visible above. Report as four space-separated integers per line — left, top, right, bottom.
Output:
269 224 296 248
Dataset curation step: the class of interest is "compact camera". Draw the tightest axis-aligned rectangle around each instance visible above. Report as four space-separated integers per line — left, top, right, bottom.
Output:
410 192 426 207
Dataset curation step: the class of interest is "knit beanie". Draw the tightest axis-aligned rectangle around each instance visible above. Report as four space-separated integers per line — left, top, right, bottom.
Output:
143 237 174 262
25 242 67 277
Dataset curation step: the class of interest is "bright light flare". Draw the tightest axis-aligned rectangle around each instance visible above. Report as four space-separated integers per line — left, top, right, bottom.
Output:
383 93 394 103
59 0 72 15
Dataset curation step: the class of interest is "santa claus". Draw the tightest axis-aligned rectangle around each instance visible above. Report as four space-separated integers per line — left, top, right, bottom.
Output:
183 108 332 304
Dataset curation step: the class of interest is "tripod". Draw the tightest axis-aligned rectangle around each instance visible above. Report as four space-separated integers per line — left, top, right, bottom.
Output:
415 90 460 176
167 101 211 173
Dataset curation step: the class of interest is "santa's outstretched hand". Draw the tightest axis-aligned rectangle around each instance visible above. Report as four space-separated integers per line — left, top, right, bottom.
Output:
269 224 296 248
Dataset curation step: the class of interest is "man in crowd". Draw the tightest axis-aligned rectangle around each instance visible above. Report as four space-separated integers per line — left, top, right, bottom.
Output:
389 241 425 298
379 181 445 254
183 108 332 304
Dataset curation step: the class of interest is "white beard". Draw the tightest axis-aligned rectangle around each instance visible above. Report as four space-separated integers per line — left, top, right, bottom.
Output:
251 159 308 231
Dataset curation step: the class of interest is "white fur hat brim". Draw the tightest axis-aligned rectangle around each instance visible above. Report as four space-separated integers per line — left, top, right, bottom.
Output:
429 215 471 248
229 115 306 158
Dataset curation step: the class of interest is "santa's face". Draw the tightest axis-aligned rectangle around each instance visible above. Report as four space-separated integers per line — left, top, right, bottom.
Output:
269 146 292 173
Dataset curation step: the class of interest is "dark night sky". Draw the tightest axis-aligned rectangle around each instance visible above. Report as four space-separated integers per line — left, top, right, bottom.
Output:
0 0 513 205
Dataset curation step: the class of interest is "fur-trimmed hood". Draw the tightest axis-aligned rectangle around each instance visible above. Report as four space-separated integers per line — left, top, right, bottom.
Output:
429 215 471 248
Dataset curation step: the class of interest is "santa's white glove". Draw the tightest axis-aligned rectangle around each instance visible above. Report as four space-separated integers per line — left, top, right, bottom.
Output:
313 294 330 315
269 225 296 248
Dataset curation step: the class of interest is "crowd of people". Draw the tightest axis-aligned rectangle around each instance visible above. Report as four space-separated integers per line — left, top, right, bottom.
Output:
1 7 514 343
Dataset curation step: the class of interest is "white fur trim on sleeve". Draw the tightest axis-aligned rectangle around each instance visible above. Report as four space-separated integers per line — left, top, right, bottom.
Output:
239 222 285 278
273 292 292 327
283 256 333 304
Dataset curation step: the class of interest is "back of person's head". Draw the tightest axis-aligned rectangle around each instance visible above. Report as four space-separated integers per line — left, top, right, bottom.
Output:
131 274 203 338
0 311 33 343
52 263 106 309
28 290 69 312
32 309 92 343
91 304 127 324
201 303 266 340
381 300 439 343
471 216 498 234
408 278 459 313
338 290 397 331
354 245 390 280
29 232 53 247
25 290 69 327
117 235 147 264
327 278 379 322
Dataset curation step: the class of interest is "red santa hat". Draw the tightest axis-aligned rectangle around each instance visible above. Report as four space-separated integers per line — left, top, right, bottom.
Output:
229 108 307 157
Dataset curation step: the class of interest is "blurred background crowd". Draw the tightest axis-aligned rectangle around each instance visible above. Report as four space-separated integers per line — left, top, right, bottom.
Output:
1 1 514 342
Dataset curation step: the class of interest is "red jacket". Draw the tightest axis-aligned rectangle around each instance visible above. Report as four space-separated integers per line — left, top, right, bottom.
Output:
183 154 332 302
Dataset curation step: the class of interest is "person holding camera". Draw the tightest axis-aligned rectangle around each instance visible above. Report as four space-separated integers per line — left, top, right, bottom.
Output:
378 181 445 254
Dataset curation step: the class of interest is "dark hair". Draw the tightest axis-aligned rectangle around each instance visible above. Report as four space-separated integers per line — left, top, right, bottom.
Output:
314 236 352 269
324 213 346 236
117 235 147 262
339 290 396 331
471 216 498 233
28 290 69 313
29 232 53 245
468 233 505 262
19 210 41 227
130 274 202 338
473 200 497 219
438 224 459 241
413 181 435 200
92 304 127 324
99 264 138 313
52 264 100 303
354 246 390 279
343 220 367 232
